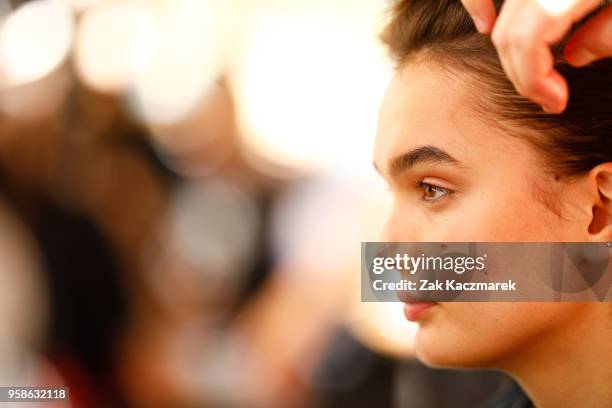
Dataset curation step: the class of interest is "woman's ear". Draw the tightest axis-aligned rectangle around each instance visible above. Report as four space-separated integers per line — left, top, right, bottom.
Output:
587 163 612 240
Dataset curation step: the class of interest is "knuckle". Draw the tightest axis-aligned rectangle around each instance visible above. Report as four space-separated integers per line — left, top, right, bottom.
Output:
491 27 506 48
507 28 529 48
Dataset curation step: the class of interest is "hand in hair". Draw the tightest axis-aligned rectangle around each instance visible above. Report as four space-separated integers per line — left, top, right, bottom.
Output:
461 0 612 114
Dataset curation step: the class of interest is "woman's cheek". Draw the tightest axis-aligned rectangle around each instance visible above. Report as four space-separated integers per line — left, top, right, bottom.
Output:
415 203 490 241
446 194 555 241
387 188 562 242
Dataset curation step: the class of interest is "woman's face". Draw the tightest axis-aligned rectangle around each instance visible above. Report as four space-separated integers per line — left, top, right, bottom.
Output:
373 61 596 368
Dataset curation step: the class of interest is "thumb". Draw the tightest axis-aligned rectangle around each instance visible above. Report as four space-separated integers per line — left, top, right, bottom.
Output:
564 6 612 67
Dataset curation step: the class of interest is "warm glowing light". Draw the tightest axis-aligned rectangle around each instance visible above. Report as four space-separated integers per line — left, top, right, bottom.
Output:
75 0 228 122
74 0 160 93
127 0 229 125
0 0 74 86
230 5 391 176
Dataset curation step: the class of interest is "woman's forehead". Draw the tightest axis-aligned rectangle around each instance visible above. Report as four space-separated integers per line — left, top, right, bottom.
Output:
373 63 536 176
375 64 472 167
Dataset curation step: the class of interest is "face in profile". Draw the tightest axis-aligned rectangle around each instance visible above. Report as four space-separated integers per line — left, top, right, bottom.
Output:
373 61 610 369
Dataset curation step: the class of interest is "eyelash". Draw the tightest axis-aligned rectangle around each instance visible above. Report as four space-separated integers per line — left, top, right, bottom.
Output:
415 181 452 203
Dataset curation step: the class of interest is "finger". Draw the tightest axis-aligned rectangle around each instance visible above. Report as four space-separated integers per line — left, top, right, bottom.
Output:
461 0 497 33
491 0 531 104
515 41 569 112
493 0 527 33
491 0 528 51
539 67 569 113
495 2 571 112
564 5 612 67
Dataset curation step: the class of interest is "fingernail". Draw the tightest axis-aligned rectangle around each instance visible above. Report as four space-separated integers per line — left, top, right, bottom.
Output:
542 102 565 114
542 105 557 114
542 99 564 114
547 81 567 112
568 48 597 67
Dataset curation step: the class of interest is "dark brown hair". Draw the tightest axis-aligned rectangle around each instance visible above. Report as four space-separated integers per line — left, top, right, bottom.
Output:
380 0 611 178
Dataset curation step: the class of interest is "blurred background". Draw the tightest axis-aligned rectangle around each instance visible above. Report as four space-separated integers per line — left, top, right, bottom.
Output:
0 0 509 406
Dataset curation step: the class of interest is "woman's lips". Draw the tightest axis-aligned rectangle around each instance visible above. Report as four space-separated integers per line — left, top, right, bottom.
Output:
403 302 438 322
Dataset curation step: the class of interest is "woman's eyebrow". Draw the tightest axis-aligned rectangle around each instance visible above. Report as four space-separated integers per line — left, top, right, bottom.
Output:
388 145 462 176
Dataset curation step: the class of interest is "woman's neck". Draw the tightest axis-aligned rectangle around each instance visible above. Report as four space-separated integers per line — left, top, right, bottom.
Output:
501 306 612 408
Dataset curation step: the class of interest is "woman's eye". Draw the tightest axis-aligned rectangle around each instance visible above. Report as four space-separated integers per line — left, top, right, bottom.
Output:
419 182 450 202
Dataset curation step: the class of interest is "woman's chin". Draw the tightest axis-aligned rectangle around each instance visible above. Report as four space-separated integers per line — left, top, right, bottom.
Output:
413 325 498 369
413 328 455 368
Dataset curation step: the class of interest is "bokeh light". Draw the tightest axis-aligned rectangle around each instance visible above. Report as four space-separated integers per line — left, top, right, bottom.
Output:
127 0 231 125
0 0 74 86
74 0 159 93
230 1 392 176
143 178 260 314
